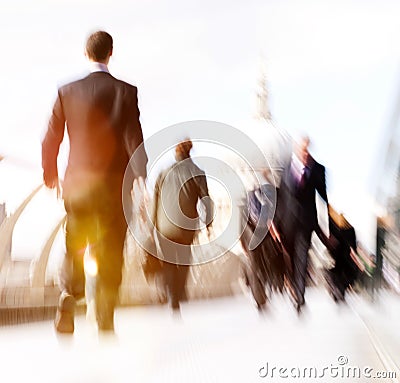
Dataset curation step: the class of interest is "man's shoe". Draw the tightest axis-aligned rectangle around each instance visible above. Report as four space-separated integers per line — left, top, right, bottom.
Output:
54 292 75 334
295 297 305 315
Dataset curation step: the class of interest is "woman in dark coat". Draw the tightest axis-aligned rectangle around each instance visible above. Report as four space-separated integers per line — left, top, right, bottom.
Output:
324 206 360 302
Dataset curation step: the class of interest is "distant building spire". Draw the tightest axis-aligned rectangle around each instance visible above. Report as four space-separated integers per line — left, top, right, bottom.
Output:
255 58 271 121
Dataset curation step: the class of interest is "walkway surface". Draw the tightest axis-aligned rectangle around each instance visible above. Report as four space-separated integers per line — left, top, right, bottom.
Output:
0 288 399 383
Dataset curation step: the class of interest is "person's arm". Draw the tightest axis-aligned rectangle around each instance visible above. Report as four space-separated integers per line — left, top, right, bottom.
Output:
315 163 328 204
273 164 290 235
124 86 148 180
151 172 163 229
42 90 65 190
197 174 214 230
315 224 331 248
341 226 364 271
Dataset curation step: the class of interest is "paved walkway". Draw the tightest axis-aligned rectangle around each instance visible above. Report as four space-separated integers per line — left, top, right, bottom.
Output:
0 288 399 383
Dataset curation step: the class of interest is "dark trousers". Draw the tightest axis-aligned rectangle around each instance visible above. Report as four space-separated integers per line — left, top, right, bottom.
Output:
241 225 268 307
60 185 127 304
157 234 191 309
283 225 312 305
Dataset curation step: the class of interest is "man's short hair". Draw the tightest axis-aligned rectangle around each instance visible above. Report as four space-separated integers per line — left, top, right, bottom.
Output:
176 138 193 157
86 31 113 61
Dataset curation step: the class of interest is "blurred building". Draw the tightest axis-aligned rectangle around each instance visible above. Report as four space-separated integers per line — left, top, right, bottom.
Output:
380 174 400 292
0 203 6 226
237 66 292 189
376 82 400 292
387 168 400 232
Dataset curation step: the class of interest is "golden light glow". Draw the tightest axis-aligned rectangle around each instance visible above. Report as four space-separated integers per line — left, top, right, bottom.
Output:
84 245 98 277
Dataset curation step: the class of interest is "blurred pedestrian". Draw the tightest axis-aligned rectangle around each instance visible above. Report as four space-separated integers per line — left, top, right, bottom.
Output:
274 136 328 313
323 206 360 302
42 31 147 333
151 139 213 313
240 184 285 311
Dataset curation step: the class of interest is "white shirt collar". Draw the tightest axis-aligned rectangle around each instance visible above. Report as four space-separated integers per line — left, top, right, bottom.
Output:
89 62 109 73
291 153 305 181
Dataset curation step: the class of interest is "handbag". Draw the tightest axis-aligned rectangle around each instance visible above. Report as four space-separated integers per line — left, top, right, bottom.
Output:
134 179 164 282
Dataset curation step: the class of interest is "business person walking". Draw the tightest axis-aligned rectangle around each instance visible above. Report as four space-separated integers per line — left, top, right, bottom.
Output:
42 31 147 333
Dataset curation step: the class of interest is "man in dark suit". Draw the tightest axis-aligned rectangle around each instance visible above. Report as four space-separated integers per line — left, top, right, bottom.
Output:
42 31 147 333
275 136 328 313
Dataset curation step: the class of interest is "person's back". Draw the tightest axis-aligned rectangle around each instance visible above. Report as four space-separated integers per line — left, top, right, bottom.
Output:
155 158 209 244
60 73 143 197
43 33 146 200
63 75 131 168
42 31 147 333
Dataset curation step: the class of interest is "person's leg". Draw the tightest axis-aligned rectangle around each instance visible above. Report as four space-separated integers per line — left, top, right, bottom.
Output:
171 245 191 310
95 205 127 331
247 249 267 310
155 235 169 301
292 230 311 311
161 261 175 307
157 235 181 310
328 269 342 302
157 236 192 312
56 204 90 333
60 217 89 298
280 229 297 304
169 265 181 311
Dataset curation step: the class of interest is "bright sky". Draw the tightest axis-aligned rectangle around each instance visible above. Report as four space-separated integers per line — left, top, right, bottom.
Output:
1 0 400 259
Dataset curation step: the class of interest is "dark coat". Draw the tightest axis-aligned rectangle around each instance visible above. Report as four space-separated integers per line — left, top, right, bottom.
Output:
328 216 358 282
275 155 328 239
42 71 147 200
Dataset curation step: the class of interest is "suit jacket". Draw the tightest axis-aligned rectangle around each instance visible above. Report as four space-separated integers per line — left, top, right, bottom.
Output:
152 158 213 245
42 71 147 200
275 154 327 237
